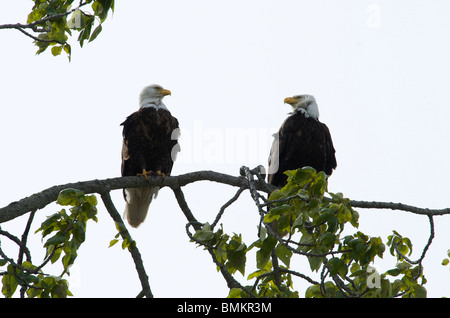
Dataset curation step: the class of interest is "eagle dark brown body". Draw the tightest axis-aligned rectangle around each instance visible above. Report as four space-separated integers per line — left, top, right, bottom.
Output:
121 107 179 178
268 95 336 188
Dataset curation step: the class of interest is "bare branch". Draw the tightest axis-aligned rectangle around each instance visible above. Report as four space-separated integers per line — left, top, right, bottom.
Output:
17 210 36 265
172 187 202 231
211 186 245 230
100 191 153 298
350 199 450 216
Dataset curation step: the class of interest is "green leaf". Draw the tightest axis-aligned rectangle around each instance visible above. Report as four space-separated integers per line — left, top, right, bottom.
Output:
414 285 427 298
51 279 70 298
227 248 246 276
36 212 61 234
227 288 242 298
386 268 401 277
89 24 102 42
51 45 63 57
63 44 71 61
256 236 277 269
327 257 347 278
213 242 226 265
264 204 291 223
349 263 360 274
57 188 84 206
109 239 119 248
93 0 113 22
292 167 316 186
268 189 283 201
307 249 323 272
275 243 292 267
72 221 86 245
247 264 271 280
62 253 75 271
2 265 18 297
44 232 67 248
50 247 62 264
194 223 215 242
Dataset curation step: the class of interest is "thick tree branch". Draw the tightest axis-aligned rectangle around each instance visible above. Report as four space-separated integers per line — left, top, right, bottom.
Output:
2 170 449 225
0 171 272 224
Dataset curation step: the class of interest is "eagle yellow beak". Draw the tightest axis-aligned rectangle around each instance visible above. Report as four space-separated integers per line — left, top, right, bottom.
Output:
161 89 172 96
284 97 299 105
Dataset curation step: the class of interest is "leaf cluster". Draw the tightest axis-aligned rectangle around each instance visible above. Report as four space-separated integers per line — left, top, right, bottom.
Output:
193 223 247 276
190 167 429 298
36 188 98 274
27 0 114 60
1 262 71 298
1 188 97 298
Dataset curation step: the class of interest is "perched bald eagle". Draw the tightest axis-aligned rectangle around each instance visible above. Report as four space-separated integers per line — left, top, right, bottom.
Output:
268 94 336 187
121 84 180 227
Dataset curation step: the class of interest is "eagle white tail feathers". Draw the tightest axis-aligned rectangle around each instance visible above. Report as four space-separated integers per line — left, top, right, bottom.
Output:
124 186 159 228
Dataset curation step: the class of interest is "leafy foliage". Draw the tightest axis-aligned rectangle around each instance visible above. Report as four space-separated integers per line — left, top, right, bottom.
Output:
190 167 428 298
1 188 97 298
26 0 115 60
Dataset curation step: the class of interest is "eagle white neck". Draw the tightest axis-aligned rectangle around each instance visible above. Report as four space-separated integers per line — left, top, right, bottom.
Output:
139 97 168 111
296 101 319 120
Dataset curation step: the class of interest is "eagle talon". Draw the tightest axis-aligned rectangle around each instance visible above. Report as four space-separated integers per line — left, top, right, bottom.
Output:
137 169 153 180
156 170 167 178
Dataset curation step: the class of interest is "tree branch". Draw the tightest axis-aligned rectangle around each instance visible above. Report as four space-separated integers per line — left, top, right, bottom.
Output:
349 199 450 216
0 1 90 43
0 171 272 224
2 170 449 225
172 187 202 231
1 168 447 298
100 192 153 298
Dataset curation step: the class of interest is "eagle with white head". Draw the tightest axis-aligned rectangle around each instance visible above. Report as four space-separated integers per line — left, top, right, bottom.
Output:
268 94 336 187
121 84 180 227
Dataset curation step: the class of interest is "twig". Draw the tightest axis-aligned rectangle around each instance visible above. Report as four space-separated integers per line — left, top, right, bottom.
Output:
172 187 202 231
394 215 435 265
279 268 319 285
211 186 245 230
18 210 36 265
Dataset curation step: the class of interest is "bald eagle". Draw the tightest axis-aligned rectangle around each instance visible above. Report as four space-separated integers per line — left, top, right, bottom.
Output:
121 84 180 227
268 94 336 187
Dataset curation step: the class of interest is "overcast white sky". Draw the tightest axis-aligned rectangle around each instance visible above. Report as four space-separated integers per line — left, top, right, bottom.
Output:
1 1 450 298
